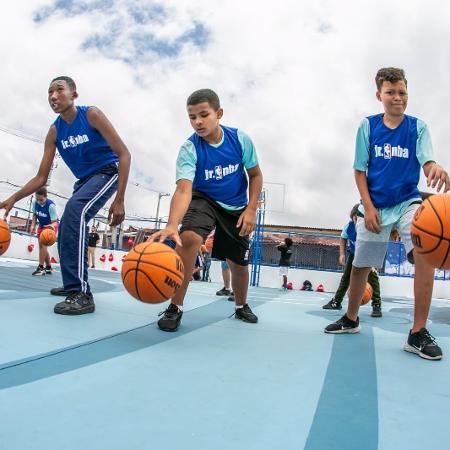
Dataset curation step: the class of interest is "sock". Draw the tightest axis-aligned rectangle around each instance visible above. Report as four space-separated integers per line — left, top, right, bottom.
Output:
235 304 244 309
174 304 183 311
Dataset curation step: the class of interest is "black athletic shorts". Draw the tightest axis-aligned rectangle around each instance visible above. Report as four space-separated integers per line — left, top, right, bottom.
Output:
180 192 250 266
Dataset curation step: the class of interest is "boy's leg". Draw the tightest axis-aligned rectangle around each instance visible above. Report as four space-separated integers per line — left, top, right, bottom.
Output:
325 217 390 333
54 173 118 315
323 253 353 309
158 195 216 332
212 208 257 323
171 231 203 307
412 252 434 331
369 269 382 317
216 262 232 295
398 204 442 360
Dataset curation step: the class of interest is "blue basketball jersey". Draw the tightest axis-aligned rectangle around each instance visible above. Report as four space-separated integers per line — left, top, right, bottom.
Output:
367 114 421 208
344 220 357 254
53 106 118 179
189 126 248 207
34 199 55 227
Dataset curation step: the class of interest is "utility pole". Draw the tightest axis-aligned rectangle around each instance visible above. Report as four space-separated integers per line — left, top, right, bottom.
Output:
155 192 170 229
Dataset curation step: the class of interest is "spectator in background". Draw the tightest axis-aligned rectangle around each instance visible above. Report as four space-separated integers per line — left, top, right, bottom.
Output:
277 237 293 290
88 225 100 269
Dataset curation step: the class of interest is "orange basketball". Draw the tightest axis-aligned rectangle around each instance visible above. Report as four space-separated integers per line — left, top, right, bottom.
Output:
121 242 184 304
40 228 57 246
361 283 373 305
0 219 11 256
411 194 450 269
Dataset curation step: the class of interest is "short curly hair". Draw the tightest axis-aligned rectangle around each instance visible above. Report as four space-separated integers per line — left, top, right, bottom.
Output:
375 67 407 91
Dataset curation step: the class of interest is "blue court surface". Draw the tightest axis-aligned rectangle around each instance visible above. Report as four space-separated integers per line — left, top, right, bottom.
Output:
1 259 450 450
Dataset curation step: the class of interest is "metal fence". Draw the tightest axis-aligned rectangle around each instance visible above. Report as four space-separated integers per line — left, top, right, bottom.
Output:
252 230 450 281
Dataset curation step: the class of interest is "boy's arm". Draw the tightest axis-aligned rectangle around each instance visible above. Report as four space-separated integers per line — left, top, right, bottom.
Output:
30 215 37 234
148 179 193 247
354 170 381 233
87 107 131 226
237 165 263 237
0 127 56 219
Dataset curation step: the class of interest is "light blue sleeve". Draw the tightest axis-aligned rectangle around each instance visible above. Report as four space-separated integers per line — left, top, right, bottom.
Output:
341 222 349 239
353 118 370 171
416 119 435 167
237 130 259 169
175 140 197 182
49 203 58 221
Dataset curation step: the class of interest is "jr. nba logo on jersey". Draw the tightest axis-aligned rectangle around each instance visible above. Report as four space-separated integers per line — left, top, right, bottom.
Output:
214 165 223 180
383 143 391 159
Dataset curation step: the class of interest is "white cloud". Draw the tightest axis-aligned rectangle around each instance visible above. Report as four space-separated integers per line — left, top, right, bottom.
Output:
1 0 450 229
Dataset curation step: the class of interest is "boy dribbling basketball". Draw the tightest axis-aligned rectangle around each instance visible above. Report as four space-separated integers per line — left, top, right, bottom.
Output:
325 68 450 360
0 76 131 315
30 187 58 276
150 89 263 332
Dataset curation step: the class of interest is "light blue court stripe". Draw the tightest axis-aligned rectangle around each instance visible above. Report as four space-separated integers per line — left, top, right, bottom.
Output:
0 300 260 390
304 327 378 450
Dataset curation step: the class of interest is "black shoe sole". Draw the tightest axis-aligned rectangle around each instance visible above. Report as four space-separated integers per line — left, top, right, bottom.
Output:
54 305 95 315
404 343 442 360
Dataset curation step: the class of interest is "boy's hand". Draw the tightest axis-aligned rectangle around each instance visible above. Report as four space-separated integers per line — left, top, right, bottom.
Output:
108 198 125 226
426 163 450 192
148 226 182 247
236 207 257 237
0 197 16 219
339 254 345 265
30 226 36 235
364 206 381 234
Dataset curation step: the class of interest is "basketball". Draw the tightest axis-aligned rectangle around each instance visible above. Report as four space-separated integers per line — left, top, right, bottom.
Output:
361 283 373 305
411 194 450 269
40 228 57 246
0 219 11 256
121 242 184 304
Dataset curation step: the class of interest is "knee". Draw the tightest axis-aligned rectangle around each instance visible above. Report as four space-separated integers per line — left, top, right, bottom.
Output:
180 230 203 248
228 261 248 275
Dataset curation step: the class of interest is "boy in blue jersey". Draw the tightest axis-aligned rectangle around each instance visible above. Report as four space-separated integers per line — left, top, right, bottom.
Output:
0 76 131 315
325 68 450 361
322 204 381 316
150 89 263 332
30 186 59 276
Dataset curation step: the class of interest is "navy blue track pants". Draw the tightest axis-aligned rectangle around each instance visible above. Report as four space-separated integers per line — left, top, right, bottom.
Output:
58 172 118 294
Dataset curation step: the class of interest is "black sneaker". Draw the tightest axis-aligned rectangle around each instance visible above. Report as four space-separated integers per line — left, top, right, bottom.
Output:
158 303 183 332
54 292 95 315
216 287 232 296
32 265 45 276
45 266 53 275
404 328 442 360
50 286 71 296
227 291 235 302
324 314 361 334
371 304 382 317
322 298 342 310
234 304 258 323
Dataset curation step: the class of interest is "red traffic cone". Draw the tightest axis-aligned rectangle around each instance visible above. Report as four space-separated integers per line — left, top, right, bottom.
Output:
111 266 118 271
287 282 293 290
99 254 106 263
50 256 58 264
316 283 325 292
108 253 114 262
27 243 34 252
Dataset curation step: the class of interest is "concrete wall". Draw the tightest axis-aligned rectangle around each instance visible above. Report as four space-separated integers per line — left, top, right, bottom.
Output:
3 231 450 299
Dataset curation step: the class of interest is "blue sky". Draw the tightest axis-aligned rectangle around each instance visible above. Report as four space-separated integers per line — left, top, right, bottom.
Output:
1 0 450 227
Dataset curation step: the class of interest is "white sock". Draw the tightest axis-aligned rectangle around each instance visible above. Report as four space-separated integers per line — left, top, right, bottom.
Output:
173 304 183 311
235 304 244 309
